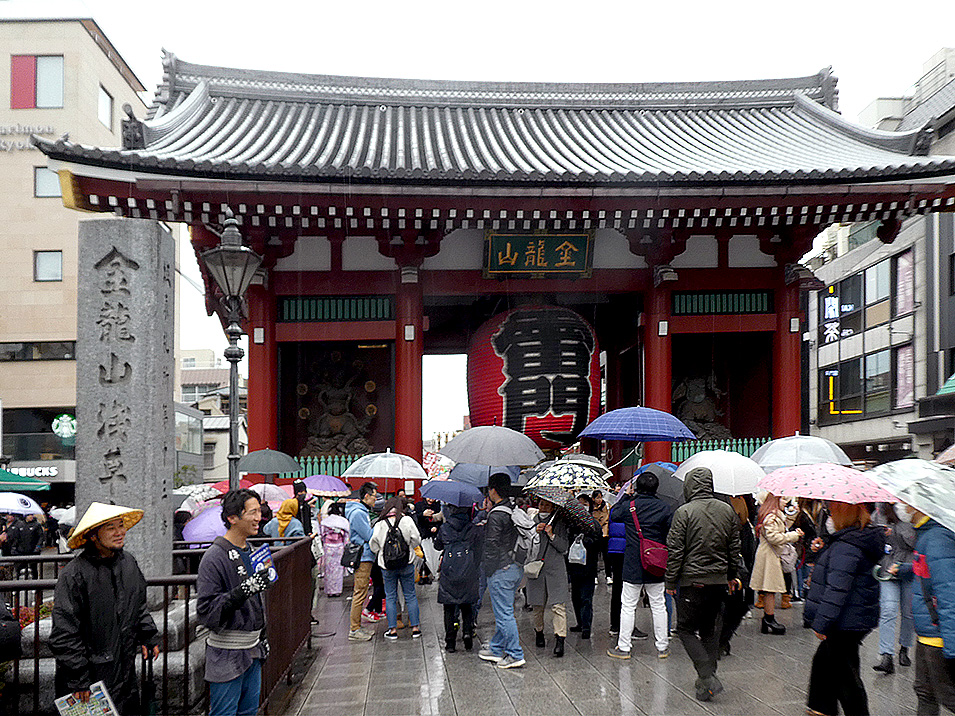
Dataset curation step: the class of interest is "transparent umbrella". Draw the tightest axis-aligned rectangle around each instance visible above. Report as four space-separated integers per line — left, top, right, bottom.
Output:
868 459 955 533
751 435 853 473
341 451 427 482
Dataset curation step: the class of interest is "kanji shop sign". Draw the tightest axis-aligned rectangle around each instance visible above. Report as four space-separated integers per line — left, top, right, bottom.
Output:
468 306 600 449
484 232 593 278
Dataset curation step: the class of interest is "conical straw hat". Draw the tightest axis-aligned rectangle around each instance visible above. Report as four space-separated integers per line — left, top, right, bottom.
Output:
68 502 144 550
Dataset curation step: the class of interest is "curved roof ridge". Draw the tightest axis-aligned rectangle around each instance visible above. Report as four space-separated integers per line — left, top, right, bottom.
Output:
152 51 835 113
794 94 929 155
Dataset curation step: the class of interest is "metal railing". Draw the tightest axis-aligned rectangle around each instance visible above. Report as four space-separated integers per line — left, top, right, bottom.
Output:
0 537 314 715
670 437 771 462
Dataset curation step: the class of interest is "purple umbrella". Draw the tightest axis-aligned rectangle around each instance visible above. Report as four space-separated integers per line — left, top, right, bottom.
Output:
181 505 226 545
303 474 350 497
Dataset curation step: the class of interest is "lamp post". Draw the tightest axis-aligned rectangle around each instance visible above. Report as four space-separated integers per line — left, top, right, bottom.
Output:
199 210 263 490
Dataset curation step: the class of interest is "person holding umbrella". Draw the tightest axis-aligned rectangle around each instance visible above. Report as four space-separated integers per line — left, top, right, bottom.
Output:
607 470 673 660
526 495 571 658
803 501 883 716
434 502 483 652
750 493 803 635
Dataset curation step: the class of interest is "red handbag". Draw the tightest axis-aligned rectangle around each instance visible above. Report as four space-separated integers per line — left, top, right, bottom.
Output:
630 504 668 576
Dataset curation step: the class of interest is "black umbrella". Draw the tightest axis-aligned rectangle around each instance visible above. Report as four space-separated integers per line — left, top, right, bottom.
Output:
615 462 683 509
237 448 302 475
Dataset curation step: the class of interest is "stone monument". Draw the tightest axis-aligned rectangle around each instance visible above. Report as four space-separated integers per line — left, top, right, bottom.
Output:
75 218 174 578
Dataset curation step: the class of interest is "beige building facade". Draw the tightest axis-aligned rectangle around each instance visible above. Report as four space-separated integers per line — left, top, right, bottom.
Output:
0 15 146 492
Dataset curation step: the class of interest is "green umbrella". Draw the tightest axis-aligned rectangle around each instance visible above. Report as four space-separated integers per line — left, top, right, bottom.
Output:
0 468 50 491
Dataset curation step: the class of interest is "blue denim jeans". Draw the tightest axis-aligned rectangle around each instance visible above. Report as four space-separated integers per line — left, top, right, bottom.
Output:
209 658 261 716
878 577 914 654
487 563 524 660
383 562 420 630
795 562 811 598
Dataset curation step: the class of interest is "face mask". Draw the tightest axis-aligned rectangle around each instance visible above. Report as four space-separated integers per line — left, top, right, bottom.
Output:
825 516 836 534
783 504 798 516
894 503 915 523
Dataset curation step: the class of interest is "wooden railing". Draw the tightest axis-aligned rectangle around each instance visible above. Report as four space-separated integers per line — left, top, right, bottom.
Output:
277 454 363 480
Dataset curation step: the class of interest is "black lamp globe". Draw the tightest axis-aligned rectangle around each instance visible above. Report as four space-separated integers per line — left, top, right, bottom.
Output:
200 210 263 305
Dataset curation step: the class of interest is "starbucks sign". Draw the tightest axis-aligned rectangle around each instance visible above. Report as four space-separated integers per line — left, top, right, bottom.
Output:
52 413 77 439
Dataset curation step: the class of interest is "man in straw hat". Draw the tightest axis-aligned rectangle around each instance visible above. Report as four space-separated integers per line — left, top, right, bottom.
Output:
197 488 274 716
50 502 159 715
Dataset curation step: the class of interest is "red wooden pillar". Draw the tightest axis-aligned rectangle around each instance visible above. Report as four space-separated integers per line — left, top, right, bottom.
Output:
772 280 802 438
246 284 278 451
394 265 423 464
644 288 672 464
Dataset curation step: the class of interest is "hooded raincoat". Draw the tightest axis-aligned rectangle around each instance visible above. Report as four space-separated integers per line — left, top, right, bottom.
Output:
665 467 741 590
434 507 483 605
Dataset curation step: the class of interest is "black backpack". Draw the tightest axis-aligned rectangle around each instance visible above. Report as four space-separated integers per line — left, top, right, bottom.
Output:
382 517 410 570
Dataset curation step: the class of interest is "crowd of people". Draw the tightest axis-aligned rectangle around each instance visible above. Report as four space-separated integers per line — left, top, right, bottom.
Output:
3 463 948 716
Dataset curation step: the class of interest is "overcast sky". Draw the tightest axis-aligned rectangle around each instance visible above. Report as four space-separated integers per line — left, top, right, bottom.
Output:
13 0 955 439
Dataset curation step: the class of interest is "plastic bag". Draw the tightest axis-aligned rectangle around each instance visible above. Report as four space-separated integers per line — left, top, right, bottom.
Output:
568 534 587 565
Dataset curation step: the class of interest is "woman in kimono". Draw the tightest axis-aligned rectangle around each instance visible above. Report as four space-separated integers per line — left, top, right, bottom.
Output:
320 501 350 597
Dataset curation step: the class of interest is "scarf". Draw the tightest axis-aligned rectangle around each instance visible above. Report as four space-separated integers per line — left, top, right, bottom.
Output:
276 498 299 537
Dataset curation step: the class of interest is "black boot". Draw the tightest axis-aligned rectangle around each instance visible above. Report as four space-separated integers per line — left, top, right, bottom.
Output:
898 646 911 667
760 615 786 635
445 639 456 653
462 632 473 651
535 630 546 648
553 636 565 657
873 653 894 674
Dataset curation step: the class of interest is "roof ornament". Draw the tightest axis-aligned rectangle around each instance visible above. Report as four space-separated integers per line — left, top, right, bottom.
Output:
817 67 839 111
121 104 145 150
913 123 934 156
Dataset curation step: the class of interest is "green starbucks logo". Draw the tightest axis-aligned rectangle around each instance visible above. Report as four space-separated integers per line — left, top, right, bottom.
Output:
52 413 76 439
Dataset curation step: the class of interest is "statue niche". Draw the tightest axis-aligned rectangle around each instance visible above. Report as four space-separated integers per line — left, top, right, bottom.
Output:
298 352 376 458
672 374 732 440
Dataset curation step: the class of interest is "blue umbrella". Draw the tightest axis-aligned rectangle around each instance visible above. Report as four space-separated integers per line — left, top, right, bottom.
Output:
448 463 520 488
420 480 484 508
578 407 696 442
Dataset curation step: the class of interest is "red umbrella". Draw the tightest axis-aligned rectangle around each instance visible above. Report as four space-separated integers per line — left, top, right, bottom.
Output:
211 478 253 493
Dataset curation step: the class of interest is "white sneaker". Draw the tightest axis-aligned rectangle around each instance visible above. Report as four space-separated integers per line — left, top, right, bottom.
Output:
497 655 526 669
348 628 372 642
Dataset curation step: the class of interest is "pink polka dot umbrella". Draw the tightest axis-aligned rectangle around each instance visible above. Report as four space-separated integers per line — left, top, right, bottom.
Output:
758 463 898 504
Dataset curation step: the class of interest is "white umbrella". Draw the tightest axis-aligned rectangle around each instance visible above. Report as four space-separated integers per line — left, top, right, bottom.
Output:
868 459 955 533
342 450 427 481
751 435 853 473
250 483 292 502
173 483 223 501
50 505 76 526
674 450 763 496
0 492 43 515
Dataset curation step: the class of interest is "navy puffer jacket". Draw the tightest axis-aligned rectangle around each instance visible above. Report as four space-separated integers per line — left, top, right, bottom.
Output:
804 525 884 634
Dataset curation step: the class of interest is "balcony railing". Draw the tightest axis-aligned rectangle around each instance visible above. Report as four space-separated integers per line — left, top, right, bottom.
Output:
278 454 363 479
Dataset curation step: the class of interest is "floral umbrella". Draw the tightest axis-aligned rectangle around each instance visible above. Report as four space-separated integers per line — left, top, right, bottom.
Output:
523 461 612 494
758 463 897 504
526 485 601 535
868 459 955 533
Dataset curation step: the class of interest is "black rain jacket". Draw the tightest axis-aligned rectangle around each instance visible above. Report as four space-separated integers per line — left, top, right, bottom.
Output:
50 548 158 715
434 508 483 604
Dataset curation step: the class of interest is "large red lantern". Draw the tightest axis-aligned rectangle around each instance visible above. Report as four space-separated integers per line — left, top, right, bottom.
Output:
468 306 600 449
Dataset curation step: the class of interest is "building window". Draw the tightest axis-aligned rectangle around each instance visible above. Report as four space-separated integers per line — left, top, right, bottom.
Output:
182 356 197 368
175 411 203 454
11 55 63 109
203 442 216 471
818 359 863 425
818 274 863 344
893 249 915 316
34 167 61 197
98 85 113 129
865 350 891 414
0 341 75 361
865 260 891 327
949 253 955 297
894 344 915 408
34 250 62 281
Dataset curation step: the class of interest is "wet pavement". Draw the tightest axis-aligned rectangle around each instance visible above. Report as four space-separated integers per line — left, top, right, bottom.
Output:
286 577 917 716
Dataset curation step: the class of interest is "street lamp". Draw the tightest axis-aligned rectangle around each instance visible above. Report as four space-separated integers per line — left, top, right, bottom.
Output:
200 209 263 490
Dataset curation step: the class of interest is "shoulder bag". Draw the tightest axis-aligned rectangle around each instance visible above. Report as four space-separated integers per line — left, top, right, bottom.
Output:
630 504 668 577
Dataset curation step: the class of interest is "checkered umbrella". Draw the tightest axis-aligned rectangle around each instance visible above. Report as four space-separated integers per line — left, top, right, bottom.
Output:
578 407 696 442
524 461 612 493
868 459 955 532
526 485 601 535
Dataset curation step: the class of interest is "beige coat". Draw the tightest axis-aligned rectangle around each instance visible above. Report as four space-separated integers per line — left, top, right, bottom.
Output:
748 511 800 593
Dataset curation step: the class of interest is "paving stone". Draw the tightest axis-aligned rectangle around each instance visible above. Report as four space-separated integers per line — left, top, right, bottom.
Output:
287 575 918 716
